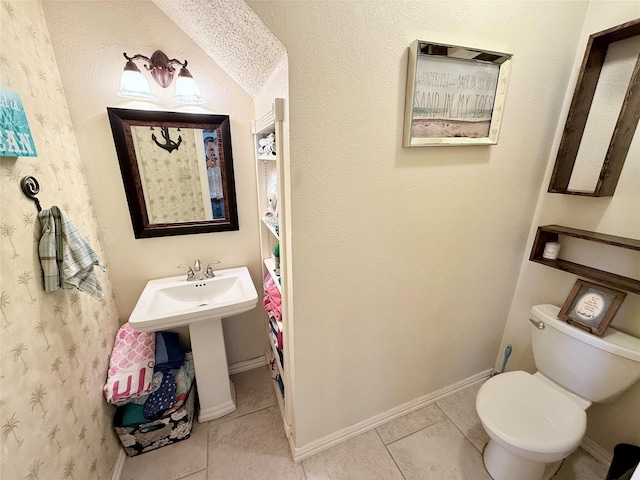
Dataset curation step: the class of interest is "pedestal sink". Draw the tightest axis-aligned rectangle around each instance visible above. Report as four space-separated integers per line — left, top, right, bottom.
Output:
129 266 258 423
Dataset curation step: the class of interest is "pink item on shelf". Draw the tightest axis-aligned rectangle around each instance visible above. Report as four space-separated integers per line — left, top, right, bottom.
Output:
103 323 156 405
263 274 282 321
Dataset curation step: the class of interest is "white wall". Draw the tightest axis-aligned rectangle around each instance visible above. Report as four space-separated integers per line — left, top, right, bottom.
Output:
42 1 265 365
499 1 640 453
247 0 591 447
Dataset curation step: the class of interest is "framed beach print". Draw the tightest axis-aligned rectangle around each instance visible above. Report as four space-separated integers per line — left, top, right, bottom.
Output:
558 279 627 336
403 41 513 147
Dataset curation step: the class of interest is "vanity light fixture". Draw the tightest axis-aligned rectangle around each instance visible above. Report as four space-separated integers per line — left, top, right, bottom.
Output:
117 50 205 105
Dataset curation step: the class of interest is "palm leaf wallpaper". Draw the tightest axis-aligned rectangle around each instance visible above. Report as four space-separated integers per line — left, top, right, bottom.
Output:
0 1 122 478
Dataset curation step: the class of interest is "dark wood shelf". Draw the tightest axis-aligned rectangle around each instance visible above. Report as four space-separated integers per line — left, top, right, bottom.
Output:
548 18 640 197
530 225 640 294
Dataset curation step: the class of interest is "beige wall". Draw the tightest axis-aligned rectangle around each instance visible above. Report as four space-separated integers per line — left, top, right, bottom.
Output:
254 57 289 119
42 1 266 365
247 0 592 446
499 1 640 454
0 2 121 478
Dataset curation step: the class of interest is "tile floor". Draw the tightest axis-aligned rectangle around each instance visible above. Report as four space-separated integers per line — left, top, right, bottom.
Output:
121 366 610 480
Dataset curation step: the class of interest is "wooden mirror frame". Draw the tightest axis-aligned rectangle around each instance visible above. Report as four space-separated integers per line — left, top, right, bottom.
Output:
548 18 640 197
107 108 239 238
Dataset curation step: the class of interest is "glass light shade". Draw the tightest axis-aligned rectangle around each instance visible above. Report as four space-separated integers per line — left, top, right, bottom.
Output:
117 69 156 100
172 73 205 105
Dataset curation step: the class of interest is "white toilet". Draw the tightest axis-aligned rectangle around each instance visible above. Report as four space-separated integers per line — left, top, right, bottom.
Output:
476 304 640 480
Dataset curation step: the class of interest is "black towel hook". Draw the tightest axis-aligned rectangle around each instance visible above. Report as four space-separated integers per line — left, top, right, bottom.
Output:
20 176 42 212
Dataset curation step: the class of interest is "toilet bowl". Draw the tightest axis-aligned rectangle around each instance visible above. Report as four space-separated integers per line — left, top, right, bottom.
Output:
476 371 586 480
475 304 640 480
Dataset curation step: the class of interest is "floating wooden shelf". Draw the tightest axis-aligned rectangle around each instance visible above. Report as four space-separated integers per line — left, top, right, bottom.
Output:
548 18 640 197
530 225 640 294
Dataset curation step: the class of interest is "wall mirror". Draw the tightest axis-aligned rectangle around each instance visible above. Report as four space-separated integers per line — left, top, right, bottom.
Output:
107 108 239 238
548 18 640 197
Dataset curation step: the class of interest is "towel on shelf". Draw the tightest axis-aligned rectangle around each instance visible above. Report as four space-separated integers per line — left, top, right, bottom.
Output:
38 206 106 299
263 274 282 321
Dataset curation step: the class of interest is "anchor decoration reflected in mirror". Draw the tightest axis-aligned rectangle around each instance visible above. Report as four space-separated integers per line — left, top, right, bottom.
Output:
151 126 182 153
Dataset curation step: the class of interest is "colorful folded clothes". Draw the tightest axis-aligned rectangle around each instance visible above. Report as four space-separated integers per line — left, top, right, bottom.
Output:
104 323 156 405
128 371 163 405
154 332 185 372
119 402 150 427
164 352 195 415
143 372 177 419
111 330 195 424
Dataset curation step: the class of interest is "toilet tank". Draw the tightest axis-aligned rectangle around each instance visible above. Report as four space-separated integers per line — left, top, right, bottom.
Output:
530 304 640 403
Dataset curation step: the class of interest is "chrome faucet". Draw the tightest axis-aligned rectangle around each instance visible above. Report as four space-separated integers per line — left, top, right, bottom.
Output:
177 263 196 281
205 260 220 278
178 259 220 281
193 259 202 279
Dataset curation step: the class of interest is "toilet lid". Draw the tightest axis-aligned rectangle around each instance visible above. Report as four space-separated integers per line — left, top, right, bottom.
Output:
476 371 587 454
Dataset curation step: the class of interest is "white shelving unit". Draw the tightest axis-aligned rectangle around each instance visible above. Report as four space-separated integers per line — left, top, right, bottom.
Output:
253 98 292 439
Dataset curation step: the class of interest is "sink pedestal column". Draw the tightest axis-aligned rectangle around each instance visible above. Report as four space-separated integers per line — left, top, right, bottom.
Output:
189 317 236 423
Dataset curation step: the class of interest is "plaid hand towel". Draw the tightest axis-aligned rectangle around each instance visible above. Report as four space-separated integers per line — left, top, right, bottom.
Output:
38 206 106 299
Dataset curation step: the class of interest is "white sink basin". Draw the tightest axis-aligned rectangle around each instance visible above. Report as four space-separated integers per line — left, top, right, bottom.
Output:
129 266 258 332
128 265 258 423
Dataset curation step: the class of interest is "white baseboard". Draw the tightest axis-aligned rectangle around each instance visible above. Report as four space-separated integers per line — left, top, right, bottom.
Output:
292 368 494 462
228 355 267 375
581 435 612 466
111 448 127 480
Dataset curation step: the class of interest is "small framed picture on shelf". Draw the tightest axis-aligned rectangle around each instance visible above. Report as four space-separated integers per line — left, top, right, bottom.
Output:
558 279 627 337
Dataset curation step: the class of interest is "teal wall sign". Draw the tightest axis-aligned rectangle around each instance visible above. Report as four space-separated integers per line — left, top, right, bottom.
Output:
0 88 37 157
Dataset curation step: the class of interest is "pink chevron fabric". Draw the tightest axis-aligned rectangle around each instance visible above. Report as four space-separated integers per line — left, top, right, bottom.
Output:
104 323 155 405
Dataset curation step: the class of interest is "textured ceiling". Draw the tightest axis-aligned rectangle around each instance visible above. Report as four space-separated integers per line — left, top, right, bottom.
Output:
152 0 286 98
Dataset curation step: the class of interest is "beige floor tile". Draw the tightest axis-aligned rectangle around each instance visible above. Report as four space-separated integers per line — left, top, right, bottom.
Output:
436 382 488 452
178 470 207 480
121 367 609 480
206 366 277 426
388 417 492 480
207 405 305 480
376 403 447 445
555 447 610 480
121 419 209 480
303 430 404 480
